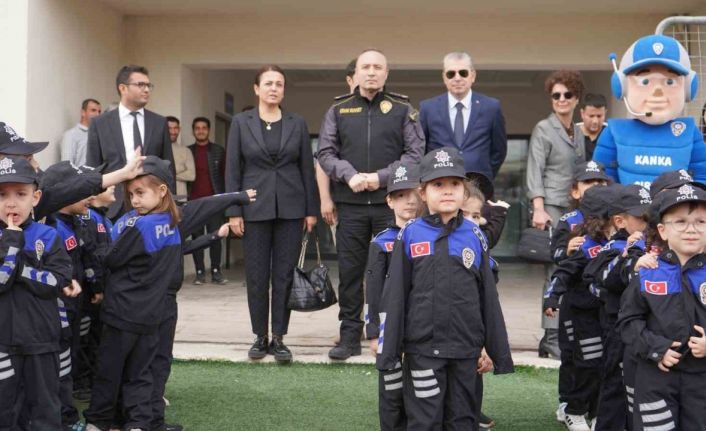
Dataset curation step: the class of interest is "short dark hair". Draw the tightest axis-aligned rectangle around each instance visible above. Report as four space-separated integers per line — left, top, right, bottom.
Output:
192 117 210 129
254 65 286 86
116 65 149 96
81 98 100 110
581 93 607 110
356 48 386 68
345 59 356 78
166 116 180 125
544 70 584 101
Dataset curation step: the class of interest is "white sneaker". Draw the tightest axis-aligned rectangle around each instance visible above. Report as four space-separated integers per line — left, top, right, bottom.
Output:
163 396 170 407
556 402 568 423
85 425 102 431
565 413 590 431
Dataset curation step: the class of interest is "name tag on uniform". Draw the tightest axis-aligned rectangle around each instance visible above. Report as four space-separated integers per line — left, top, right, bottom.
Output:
339 107 363 114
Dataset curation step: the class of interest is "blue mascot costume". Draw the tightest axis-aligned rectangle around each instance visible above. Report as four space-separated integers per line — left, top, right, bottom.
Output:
593 34 706 188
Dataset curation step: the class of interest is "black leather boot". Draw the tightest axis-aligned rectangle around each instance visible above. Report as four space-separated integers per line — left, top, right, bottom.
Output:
270 335 292 363
248 335 268 360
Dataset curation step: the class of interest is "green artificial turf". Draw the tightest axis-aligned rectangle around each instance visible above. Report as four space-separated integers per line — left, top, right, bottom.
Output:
163 361 565 431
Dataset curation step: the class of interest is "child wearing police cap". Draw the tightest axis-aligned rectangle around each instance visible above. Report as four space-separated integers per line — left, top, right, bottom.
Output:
0 157 73 430
618 184 706 430
84 156 255 431
376 147 513 430
581 184 650 430
544 184 621 431
364 160 421 431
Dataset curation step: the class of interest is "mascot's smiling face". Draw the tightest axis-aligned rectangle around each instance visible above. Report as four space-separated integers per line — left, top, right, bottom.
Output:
626 64 685 126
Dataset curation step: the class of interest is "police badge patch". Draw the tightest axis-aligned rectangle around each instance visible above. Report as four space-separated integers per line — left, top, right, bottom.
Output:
380 100 392 114
462 247 475 269
35 240 44 260
700 282 706 305
671 121 686 137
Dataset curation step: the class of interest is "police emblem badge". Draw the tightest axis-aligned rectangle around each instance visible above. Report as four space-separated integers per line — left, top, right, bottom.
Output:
700 282 706 305
462 247 475 269
671 121 686 137
652 42 664 55
35 240 44 260
380 100 393 114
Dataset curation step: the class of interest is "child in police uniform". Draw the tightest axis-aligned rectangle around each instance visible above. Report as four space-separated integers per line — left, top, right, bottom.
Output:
376 147 513 430
618 185 706 430
365 161 421 431
0 157 73 430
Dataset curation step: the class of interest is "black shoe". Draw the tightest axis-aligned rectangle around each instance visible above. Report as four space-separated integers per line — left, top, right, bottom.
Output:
248 335 268 360
164 424 184 431
193 270 206 285
479 412 495 429
269 335 292 363
328 343 362 360
211 268 228 285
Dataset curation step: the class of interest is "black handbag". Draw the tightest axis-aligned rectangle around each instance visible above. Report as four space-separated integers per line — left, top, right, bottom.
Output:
287 232 338 312
516 226 553 263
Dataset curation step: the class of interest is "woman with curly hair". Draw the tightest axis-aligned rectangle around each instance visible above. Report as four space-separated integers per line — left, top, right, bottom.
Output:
525 70 586 414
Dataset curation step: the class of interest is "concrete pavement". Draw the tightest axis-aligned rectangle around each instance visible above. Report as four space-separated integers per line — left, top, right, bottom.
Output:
174 261 559 368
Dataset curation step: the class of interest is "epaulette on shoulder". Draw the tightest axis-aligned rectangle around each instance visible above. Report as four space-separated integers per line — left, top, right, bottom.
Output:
125 216 141 227
396 218 417 241
334 92 354 101
472 224 489 252
386 91 409 101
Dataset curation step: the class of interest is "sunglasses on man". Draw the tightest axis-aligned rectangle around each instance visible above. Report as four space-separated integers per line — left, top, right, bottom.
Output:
445 69 471 79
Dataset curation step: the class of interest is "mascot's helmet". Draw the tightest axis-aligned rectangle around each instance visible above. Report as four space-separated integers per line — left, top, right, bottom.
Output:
611 34 698 102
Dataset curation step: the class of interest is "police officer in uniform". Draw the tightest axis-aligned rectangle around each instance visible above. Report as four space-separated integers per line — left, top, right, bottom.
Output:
317 48 425 359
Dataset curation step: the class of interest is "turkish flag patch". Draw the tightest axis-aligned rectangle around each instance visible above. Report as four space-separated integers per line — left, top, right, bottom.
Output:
97 223 106 233
410 241 431 258
644 280 667 295
64 236 78 250
588 245 602 258
384 242 394 252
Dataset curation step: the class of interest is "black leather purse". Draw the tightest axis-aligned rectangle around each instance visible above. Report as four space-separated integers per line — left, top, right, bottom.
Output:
287 232 338 312
516 226 554 263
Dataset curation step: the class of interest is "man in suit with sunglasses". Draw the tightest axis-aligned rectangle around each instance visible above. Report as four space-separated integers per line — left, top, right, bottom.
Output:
420 52 507 185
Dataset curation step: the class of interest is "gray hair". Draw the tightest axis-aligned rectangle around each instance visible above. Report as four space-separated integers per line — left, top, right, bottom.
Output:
443 52 473 70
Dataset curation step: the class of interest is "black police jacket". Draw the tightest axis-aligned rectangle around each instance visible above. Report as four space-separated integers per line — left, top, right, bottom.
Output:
364 225 399 340
544 235 605 311
618 251 706 373
317 88 424 205
376 212 513 374
0 220 72 354
102 211 182 334
550 209 584 264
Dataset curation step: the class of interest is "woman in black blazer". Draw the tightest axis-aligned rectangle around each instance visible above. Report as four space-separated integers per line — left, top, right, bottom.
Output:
225 65 319 362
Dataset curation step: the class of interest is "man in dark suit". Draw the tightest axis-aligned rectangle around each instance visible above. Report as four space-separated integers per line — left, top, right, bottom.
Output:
420 52 507 187
87 64 175 219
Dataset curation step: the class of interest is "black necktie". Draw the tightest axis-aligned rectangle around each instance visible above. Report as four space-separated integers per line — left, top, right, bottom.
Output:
130 111 143 151
454 102 464 147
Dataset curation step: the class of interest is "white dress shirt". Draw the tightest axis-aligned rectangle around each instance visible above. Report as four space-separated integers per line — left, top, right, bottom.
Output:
118 103 145 162
448 91 472 133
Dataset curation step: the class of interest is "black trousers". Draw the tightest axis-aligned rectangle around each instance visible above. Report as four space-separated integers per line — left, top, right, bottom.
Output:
623 345 637 431
595 322 627 431
0 352 61 431
59 342 78 426
242 218 302 336
403 354 479 431
565 307 602 417
84 324 158 431
150 297 178 431
558 298 575 404
335 203 392 343
633 360 706 431
378 361 406 431
192 213 224 273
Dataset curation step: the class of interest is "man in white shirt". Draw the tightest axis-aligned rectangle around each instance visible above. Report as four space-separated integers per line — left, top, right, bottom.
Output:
420 52 507 185
61 98 102 166
86 64 174 219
